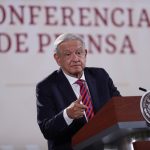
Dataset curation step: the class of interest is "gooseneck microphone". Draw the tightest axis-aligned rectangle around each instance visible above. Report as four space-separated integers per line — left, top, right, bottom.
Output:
139 87 147 92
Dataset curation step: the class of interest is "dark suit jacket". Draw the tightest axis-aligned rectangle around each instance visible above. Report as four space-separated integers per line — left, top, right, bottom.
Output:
36 67 120 150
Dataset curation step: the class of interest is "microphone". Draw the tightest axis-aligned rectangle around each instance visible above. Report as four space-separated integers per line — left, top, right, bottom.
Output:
139 87 147 92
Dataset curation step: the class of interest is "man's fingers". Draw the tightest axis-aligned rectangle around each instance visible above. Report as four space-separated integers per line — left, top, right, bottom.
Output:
76 96 87 109
74 109 85 118
67 97 88 119
75 101 87 110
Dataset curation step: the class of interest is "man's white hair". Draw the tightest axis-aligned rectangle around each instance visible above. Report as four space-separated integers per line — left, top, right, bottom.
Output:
54 33 85 53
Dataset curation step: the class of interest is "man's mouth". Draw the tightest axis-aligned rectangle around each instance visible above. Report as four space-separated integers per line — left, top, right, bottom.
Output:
72 65 81 67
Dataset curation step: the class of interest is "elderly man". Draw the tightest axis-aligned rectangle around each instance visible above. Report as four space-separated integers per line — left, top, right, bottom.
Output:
36 33 120 150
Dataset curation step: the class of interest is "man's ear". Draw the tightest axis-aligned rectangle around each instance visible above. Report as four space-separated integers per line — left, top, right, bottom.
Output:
54 53 61 66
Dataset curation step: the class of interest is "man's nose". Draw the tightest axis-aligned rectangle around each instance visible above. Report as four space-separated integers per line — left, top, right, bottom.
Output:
71 53 79 60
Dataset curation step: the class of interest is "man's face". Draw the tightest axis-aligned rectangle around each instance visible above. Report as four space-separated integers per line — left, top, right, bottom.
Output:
54 40 87 78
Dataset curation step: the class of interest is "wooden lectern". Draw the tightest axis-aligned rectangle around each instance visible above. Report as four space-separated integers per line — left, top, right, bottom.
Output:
72 96 150 150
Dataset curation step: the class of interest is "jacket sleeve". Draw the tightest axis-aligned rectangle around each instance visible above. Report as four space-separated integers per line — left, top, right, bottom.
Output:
36 83 69 140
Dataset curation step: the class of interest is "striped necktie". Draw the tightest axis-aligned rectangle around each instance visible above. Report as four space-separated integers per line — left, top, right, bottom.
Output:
75 79 94 120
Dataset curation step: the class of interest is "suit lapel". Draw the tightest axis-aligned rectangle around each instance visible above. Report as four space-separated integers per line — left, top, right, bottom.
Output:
84 69 100 113
57 69 77 106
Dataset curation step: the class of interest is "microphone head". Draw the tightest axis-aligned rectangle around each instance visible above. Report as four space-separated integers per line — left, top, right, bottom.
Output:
139 87 147 92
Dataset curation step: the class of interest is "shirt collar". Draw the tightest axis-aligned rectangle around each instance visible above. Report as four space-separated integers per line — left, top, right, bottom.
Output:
62 70 85 85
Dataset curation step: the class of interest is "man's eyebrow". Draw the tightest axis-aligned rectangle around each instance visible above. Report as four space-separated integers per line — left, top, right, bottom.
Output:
63 47 83 51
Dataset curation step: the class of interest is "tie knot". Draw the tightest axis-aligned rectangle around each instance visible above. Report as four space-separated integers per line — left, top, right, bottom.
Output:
75 79 85 86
